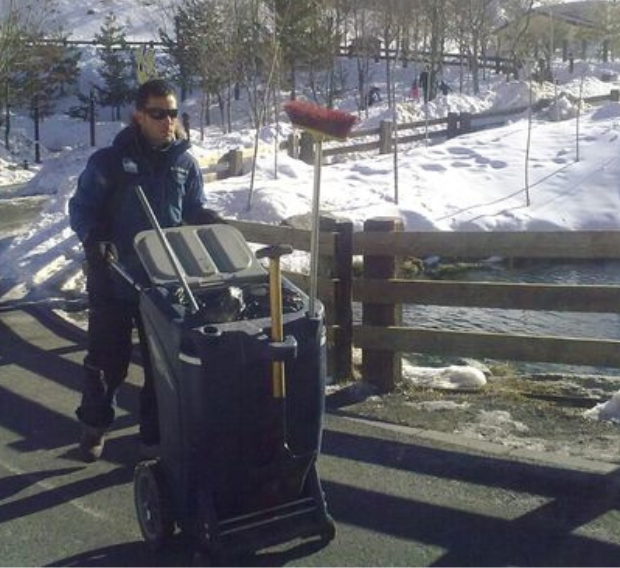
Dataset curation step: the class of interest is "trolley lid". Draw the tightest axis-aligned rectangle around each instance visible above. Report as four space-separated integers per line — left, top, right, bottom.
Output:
134 224 267 288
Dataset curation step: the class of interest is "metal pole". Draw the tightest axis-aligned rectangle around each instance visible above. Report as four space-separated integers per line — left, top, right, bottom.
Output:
549 8 559 121
89 90 96 147
308 137 323 318
134 185 201 314
525 65 533 207
4 81 10 152
33 95 41 164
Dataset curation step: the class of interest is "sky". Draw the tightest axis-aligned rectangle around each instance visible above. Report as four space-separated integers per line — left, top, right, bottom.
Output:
1 0 620 432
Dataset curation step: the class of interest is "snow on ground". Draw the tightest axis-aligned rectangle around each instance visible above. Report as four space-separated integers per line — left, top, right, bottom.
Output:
2 1 620 429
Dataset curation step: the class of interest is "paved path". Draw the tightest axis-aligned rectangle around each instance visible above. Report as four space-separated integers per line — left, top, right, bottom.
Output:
1 307 620 566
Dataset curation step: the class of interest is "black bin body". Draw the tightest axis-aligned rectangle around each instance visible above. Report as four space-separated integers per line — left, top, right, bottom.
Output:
139 279 330 554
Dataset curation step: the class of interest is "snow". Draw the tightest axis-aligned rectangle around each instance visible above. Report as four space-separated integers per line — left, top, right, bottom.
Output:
1 0 620 426
583 391 620 424
403 365 488 390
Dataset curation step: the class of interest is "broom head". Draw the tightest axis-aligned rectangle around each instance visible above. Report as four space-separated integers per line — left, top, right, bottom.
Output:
284 100 357 141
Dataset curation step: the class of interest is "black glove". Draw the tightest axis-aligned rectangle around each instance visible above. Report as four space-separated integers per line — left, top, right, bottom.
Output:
84 239 118 266
192 208 227 225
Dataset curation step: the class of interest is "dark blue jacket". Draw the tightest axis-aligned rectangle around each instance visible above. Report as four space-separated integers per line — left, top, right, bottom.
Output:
69 124 214 299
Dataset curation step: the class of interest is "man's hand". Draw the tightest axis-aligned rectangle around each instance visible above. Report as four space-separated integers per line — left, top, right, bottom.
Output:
194 208 227 225
84 240 118 266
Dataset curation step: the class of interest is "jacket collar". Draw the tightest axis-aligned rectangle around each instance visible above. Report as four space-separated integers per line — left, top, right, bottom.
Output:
113 124 190 160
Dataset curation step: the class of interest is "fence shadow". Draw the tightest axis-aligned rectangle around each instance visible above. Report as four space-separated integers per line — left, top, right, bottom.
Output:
320 424 620 567
3 306 620 566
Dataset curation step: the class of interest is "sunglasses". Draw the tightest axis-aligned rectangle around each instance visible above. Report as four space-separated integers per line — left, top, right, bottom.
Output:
143 107 179 120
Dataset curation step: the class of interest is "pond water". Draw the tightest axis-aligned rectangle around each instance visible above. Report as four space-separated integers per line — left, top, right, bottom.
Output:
400 260 620 376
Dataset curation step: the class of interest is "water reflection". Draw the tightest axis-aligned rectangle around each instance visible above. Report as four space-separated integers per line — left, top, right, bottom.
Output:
398 260 620 375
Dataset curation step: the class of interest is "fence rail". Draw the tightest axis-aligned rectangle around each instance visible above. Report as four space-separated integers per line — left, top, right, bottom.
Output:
285 89 620 163
230 217 620 391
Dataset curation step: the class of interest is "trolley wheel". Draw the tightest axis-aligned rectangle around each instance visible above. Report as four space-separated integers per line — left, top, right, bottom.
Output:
134 459 175 550
321 515 336 543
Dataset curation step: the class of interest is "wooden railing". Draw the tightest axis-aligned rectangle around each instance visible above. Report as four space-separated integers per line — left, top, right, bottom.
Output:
283 89 620 164
203 92 620 182
231 217 620 391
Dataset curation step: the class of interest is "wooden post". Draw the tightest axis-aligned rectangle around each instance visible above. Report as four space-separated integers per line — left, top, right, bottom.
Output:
182 111 191 138
611 89 619 102
299 131 315 164
227 148 244 177
362 217 403 392
447 112 459 138
318 216 337 378
459 112 473 135
379 119 392 154
320 217 354 382
287 132 299 159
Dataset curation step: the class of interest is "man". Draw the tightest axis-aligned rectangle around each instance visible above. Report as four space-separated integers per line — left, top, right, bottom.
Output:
69 78 223 462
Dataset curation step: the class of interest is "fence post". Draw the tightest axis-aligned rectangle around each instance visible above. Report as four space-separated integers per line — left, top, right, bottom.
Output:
379 120 392 154
182 111 191 137
611 89 620 102
299 131 315 164
362 217 403 392
447 112 459 138
331 218 354 381
287 132 299 159
316 216 353 381
459 112 473 135
227 148 244 177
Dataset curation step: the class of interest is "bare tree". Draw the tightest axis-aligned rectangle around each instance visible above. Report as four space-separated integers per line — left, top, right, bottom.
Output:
449 0 497 95
500 0 537 79
419 0 448 102
1 0 74 120
0 0 59 86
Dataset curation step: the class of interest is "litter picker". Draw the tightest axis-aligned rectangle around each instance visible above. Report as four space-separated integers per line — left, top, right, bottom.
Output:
283 100 356 317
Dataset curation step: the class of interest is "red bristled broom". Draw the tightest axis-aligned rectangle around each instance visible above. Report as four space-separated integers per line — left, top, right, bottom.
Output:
284 100 357 141
284 100 357 317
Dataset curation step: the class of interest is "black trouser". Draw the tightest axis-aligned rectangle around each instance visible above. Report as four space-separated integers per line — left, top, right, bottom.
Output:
76 259 159 444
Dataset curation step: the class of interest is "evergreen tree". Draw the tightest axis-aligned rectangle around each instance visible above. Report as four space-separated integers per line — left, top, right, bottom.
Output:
273 0 333 100
94 14 135 121
9 35 81 118
170 0 238 134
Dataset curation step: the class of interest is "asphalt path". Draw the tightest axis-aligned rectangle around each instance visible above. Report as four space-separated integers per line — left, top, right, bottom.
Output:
1 193 620 565
0 191 46 240
2 306 620 566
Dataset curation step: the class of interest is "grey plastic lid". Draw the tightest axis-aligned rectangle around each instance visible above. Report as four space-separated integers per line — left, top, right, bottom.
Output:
134 224 267 288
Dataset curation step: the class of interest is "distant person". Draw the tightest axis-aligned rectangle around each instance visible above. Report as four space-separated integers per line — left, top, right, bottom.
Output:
419 67 430 102
367 85 381 107
69 79 224 462
438 80 451 96
410 78 419 100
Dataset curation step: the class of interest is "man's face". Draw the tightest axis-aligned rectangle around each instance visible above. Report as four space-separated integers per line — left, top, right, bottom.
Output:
135 94 179 147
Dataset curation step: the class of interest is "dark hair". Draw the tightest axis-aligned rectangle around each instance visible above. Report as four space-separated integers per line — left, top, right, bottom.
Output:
135 79 176 109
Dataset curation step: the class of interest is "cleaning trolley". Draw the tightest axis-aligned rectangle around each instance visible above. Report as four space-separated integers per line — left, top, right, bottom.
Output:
121 187 335 563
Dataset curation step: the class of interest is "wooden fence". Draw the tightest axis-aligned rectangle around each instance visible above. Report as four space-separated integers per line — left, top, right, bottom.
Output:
199 91 620 182
231 217 620 391
337 45 510 71
284 89 620 164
